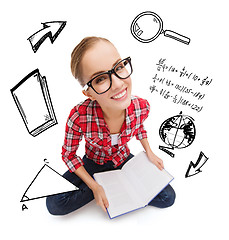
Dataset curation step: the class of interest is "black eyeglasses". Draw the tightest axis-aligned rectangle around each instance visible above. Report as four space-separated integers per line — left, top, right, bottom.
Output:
83 57 132 94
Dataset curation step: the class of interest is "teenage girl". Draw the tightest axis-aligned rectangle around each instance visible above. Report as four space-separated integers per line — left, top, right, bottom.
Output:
46 37 175 215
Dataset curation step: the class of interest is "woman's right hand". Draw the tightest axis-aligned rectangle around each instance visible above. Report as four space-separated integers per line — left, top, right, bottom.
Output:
91 183 109 212
73 166 109 212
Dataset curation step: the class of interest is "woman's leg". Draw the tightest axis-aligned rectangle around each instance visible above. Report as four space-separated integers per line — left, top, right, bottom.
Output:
148 184 176 208
46 156 106 215
46 154 134 215
46 182 93 215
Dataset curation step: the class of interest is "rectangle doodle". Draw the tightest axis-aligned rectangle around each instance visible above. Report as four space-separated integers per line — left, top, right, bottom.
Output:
10 69 57 136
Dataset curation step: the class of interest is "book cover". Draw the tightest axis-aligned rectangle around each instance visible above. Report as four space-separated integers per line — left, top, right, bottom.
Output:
11 69 57 136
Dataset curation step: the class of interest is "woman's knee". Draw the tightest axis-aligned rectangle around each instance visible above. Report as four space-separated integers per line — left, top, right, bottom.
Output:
163 184 176 207
46 194 70 216
148 184 176 208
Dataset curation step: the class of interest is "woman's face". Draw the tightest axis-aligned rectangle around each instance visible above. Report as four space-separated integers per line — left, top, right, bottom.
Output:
81 40 132 114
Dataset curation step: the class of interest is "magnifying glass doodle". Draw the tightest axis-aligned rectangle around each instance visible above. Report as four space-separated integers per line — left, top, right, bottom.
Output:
130 11 190 45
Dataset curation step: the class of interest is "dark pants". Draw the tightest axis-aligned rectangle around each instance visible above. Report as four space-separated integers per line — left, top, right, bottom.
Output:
46 154 176 215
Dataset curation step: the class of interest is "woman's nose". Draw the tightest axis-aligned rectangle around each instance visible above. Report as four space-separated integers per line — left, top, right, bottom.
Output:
111 74 123 89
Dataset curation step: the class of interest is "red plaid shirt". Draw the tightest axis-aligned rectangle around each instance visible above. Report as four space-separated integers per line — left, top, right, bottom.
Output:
62 96 150 172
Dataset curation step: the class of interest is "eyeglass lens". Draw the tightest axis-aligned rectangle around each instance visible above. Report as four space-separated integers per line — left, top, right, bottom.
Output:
91 58 132 94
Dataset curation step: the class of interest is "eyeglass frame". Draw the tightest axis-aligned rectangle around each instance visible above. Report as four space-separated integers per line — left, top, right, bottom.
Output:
82 57 132 94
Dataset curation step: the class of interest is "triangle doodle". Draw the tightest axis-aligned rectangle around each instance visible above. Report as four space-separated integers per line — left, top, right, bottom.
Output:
20 164 78 202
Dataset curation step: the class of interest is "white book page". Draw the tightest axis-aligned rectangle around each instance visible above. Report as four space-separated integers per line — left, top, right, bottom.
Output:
94 170 143 219
122 151 174 204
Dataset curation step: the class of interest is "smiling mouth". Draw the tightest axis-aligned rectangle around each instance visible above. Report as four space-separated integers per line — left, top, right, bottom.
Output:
111 88 127 100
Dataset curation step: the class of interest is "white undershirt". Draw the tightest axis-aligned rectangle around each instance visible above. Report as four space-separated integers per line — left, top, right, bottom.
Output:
110 133 119 146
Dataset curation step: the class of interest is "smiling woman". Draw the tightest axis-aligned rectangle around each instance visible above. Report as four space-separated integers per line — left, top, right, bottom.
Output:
78 38 132 114
82 57 132 95
46 36 175 216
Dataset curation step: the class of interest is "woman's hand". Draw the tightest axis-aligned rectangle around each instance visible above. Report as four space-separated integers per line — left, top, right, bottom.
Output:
140 138 164 171
91 183 109 212
73 166 109 212
146 150 164 171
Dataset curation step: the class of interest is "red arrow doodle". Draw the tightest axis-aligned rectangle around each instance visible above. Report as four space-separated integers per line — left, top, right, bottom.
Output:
27 21 67 53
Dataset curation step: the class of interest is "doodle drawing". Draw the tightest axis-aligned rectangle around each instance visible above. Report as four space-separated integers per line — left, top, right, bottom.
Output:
20 164 78 203
185 151 209 178
130 11 190 44
159 111 196 157
10 69 57 137
27 21 67 53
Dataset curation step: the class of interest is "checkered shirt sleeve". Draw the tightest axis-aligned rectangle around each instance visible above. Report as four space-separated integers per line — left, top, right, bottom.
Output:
133 97 150 140
62 107 84 173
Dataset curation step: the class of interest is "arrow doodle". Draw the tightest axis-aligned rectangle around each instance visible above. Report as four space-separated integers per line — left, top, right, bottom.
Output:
185 151 209 178
27 21 67 53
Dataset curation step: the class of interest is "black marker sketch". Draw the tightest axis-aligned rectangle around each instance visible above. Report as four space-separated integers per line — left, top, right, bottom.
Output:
44 158 49 164
149 58 213 113
185 151 209 178
28 21 67 53
10 69 57 137
20 164 78 203
130 11 190 45
21 204 28 211
22 204 28 211
149 85 204 113
159 111 196 157
155 58 213 87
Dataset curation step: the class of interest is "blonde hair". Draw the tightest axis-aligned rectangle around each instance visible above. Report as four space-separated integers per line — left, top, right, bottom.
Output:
71 36 111 87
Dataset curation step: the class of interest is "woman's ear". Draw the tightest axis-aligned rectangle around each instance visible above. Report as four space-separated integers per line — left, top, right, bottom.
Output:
82 90 96 101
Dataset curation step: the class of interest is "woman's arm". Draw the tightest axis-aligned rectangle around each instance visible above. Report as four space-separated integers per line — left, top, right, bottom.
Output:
74 166 109 212
140 138 164 170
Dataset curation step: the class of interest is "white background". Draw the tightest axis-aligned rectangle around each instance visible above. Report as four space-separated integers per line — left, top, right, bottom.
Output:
1 0 228 239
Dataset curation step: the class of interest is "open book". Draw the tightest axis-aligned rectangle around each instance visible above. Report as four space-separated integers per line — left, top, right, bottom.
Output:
93 151 174 219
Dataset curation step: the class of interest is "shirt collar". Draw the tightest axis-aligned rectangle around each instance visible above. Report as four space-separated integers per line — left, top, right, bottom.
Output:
92 97 135 134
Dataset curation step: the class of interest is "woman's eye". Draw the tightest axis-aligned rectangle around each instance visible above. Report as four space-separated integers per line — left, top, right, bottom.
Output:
96 78 104 84
116 64 124 72
95 75 107 84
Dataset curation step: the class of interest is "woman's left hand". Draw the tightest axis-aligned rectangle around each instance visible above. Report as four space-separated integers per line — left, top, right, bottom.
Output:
146 150 164 170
